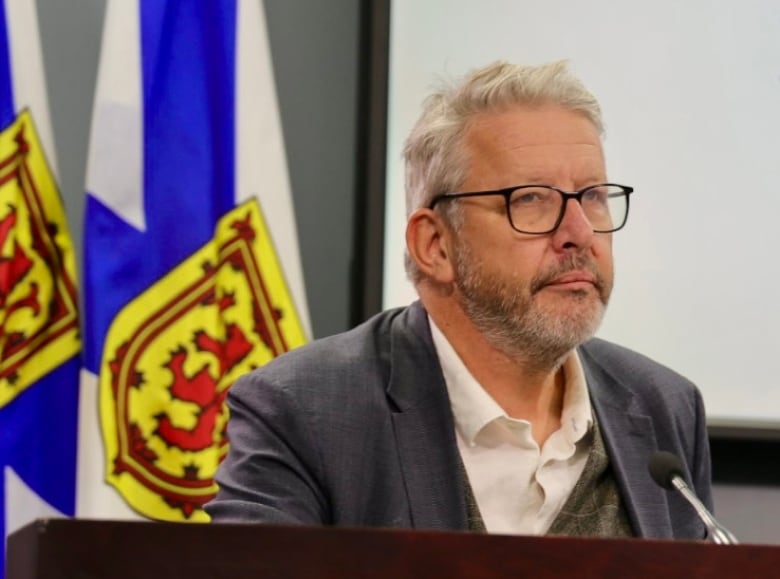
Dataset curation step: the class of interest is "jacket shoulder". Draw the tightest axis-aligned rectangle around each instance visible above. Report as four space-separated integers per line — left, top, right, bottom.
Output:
580 337 699 397
228 305 420 405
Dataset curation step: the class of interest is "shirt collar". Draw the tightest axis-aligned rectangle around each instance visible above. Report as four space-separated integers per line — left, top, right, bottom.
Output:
429 316 593 446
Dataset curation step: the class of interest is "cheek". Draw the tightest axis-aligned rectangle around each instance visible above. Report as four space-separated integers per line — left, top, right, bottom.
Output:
592 236 614 274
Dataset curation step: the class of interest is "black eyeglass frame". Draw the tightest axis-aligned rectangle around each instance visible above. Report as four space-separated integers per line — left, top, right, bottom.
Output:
428 183 634 234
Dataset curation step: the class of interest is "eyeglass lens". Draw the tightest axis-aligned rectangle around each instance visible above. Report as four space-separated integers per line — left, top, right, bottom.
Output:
508 185 627 233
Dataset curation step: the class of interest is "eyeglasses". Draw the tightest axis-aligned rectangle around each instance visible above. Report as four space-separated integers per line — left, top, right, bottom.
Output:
428 183 634 234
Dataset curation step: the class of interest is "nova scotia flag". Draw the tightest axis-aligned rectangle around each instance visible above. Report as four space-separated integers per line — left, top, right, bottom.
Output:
79 0 309 522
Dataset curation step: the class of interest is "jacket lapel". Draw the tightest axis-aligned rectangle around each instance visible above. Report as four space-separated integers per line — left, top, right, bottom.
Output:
580 344 673 538
385 302 468 530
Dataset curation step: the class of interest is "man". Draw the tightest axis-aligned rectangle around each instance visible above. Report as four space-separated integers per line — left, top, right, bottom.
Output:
206 60 711 539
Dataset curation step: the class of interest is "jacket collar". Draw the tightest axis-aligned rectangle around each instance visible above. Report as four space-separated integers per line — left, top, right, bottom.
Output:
383 305 673 537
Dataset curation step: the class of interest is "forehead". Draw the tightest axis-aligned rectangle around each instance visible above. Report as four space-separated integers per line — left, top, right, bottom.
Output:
462 105 605 186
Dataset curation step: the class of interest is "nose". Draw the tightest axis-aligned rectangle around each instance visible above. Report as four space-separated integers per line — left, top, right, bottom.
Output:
550 198 595 251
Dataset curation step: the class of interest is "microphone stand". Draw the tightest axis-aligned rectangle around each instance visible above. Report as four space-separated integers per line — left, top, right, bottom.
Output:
670 475 738 545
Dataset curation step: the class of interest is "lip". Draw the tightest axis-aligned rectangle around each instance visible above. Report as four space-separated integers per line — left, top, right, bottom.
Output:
545 271 597 289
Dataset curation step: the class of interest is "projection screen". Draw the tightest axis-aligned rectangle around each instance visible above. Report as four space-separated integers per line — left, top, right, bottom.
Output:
382 0 780 428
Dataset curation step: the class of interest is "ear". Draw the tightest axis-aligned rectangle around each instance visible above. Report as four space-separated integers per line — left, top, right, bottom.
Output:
406 208 456 284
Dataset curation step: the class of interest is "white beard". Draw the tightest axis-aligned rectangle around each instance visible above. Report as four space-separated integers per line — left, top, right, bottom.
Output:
453 240 611 371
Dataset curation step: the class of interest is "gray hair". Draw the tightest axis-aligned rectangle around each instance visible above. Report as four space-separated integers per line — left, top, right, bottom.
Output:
403 60 604 283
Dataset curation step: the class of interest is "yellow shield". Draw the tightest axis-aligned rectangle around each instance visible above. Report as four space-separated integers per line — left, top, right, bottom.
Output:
100 198 306 520
0 110 80 408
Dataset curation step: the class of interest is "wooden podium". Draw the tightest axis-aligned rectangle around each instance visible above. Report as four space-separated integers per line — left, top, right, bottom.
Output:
6 518 780 578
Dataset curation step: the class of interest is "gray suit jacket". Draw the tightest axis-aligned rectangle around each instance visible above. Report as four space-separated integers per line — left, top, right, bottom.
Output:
206 302 712 539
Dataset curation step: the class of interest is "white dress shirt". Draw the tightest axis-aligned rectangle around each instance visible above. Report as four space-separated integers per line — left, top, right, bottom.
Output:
429 318 593 535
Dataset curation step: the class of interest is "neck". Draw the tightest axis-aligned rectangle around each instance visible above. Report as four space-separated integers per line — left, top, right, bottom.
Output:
422 289 569 445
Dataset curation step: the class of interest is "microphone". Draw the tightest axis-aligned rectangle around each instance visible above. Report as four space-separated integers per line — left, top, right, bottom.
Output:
648 450 738 545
